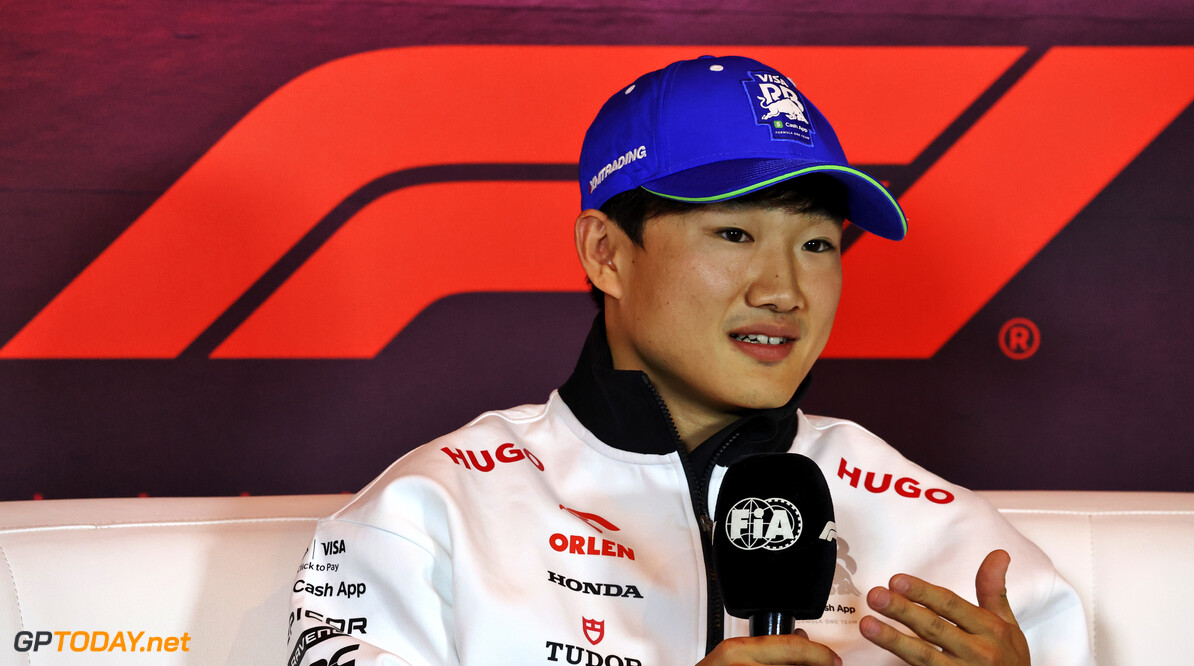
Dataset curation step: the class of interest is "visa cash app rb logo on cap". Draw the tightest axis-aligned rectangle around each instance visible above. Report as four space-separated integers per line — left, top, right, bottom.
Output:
743 71 815 145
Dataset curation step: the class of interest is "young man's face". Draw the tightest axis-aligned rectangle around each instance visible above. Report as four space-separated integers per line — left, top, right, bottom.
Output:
604 204 843 430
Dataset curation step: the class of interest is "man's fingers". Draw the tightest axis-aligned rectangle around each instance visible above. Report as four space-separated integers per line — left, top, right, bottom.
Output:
881 573 1003 637
699 634 841 666
867 583 977 660
863 558 1030 666
859 615 949 666
975 549 1019 626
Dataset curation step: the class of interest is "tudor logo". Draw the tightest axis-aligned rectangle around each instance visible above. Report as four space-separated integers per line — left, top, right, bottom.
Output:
545 641 642 665
726 497 802 551
582 618 605 646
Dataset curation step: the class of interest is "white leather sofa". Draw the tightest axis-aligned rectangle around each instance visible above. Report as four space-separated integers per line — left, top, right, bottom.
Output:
1 492 1190 664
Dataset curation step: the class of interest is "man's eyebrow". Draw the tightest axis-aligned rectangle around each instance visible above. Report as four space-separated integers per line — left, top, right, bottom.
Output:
806 214 844 229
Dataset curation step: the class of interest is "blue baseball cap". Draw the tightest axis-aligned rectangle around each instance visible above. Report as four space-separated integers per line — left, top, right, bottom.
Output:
579 55 907 240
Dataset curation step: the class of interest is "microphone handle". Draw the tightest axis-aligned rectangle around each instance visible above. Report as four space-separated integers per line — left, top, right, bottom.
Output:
749 611 795 637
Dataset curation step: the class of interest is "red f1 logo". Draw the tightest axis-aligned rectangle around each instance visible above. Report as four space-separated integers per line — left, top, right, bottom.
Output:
2 46 1191 359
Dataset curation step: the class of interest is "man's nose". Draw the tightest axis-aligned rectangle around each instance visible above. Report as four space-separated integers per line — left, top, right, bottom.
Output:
745 250 803 312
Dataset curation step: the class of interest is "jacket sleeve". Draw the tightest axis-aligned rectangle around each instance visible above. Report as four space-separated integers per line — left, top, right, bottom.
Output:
286 517 457 666
1018 569 1095 666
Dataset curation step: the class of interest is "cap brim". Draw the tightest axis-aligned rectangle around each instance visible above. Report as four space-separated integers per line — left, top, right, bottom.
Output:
642 159 907 241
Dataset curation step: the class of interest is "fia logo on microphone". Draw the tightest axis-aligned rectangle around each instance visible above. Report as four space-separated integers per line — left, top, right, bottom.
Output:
725 497 802 551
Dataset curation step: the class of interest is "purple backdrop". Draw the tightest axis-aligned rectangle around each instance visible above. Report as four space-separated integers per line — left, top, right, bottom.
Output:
1 1 1191 499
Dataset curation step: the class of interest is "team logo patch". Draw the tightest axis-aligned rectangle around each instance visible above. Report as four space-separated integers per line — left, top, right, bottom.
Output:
582 617 605 646
742 71 814 145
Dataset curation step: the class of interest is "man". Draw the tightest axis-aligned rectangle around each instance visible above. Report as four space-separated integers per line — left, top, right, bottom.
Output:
287 55 1091 665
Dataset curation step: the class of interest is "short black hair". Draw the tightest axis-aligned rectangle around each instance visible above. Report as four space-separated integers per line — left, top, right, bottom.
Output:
589 173 849 307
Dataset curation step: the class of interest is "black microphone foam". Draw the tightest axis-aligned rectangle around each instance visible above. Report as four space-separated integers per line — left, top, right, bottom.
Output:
712 453 837 631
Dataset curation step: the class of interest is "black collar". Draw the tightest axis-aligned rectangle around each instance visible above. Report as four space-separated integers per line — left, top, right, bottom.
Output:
558 315 808 468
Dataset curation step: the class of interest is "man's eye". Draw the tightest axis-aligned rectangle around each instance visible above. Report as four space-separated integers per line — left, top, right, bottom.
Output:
717 228 752 243
803 239 837 253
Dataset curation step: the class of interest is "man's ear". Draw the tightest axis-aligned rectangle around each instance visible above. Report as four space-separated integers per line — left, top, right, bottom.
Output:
575 209 628 301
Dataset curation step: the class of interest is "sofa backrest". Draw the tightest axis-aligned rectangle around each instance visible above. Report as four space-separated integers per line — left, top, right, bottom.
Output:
0 492 1190 664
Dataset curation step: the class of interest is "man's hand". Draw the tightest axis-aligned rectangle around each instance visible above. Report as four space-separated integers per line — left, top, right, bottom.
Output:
698 629 842 666
859 549 1031 665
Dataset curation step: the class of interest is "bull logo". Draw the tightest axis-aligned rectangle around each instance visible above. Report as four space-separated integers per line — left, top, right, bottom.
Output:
757 84 808 122
744 71 814 145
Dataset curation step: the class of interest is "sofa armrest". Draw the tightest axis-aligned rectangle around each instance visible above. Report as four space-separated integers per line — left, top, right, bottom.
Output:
982 491 1194 665
0 495 347 664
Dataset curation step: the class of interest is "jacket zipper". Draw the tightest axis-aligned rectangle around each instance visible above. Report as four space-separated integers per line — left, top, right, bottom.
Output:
643 377 739 656
694 432 739 652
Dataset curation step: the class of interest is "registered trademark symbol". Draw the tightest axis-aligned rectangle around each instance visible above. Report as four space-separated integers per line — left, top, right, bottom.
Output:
999 318 1040 360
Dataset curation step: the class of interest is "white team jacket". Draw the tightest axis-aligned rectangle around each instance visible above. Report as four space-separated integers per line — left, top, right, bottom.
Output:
287 393 1093 665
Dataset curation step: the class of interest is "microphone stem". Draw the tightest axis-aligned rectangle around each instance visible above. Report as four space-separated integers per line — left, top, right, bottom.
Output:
750 611 795 637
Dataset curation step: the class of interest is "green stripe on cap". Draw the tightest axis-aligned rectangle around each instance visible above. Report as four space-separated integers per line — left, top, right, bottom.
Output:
643 164 908 237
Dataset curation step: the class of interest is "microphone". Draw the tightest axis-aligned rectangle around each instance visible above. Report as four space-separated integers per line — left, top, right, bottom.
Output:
711 453 837 637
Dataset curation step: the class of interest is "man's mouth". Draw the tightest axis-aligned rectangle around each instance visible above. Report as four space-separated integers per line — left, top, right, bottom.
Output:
729 333 792 346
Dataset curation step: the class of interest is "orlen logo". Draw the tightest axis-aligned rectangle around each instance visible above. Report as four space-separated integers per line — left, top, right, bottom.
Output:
3 46 1188 359
550 504 635 560
837 458 955 504
558 504 619 533
725 497 803 551
440 443 543 472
